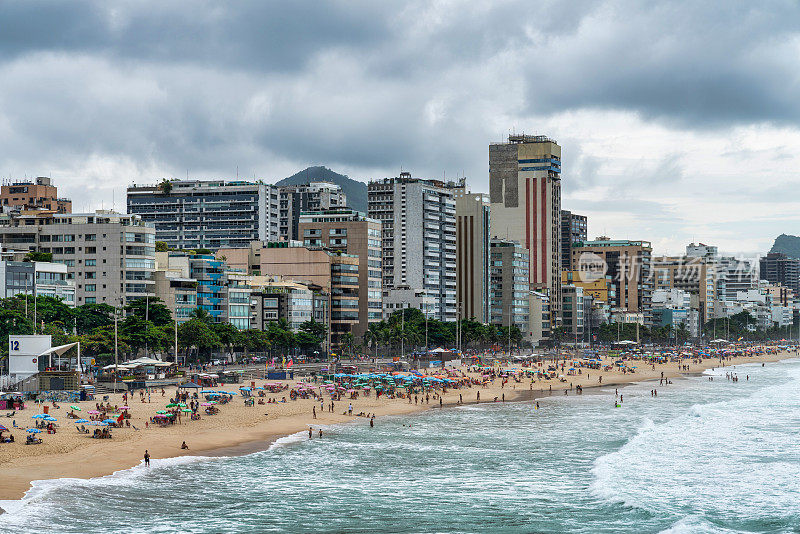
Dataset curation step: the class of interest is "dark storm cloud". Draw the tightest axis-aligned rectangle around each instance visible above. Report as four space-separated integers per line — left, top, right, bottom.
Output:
524 1 800 126
0 1 389 72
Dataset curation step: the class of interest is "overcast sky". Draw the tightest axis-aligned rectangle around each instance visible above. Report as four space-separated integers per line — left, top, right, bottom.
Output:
1 0 799 255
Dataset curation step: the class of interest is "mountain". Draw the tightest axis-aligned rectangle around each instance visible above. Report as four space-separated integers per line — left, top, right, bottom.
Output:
275 166 368 212
769 234 800 258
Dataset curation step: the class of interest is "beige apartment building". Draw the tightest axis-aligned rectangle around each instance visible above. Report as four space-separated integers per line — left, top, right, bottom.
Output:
454 190 491 323
571 238 653 323
489 135 562 326
298 208 382 338
259 243 359 346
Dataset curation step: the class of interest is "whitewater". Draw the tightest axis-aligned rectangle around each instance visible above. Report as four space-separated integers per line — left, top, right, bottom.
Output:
2 359 799 533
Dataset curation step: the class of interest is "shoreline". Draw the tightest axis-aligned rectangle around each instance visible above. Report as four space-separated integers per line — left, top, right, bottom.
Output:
1 350 794 504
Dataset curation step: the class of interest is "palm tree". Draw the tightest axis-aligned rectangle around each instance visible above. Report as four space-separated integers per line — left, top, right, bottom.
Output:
364 323 382 358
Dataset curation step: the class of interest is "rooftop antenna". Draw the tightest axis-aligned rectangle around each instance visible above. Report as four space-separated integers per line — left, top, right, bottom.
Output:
236 165 239 180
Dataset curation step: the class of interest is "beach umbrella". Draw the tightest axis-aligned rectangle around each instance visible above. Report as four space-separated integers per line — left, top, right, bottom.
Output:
70 405 81 411
179 403 187 407
181 408 191 413
27 428 41 433
156 410 168 414
0 425 7 432
119 406 130 410
166 403 179 408
75 419 89 423
87 410 100 414
31 413 47 419
43 416 57 422
102 419 116 424
200 403 211 406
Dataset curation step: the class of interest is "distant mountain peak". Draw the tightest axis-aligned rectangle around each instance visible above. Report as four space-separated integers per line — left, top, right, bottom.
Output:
769 234 800 258
275 166 367 212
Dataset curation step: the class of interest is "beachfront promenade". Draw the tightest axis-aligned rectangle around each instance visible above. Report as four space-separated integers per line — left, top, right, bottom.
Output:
0 344 793 501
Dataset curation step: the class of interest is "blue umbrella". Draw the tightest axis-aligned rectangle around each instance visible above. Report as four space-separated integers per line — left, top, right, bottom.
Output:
0 424 8 432
102 419 116 424
31 414 47 419
27 428 41 433
75 419 89 423
43 416 57 421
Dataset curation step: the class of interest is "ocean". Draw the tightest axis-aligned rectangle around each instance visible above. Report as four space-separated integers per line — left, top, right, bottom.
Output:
2 358 799 533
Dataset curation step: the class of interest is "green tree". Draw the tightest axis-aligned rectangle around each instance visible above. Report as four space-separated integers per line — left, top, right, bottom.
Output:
24 251 53 262
159 178 173 195
73 303 115 335
212 322 241 362
155 241 169 252
125 297 173 327
178 318 220 362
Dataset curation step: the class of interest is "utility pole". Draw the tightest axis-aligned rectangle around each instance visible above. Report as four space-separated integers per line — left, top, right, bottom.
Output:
174 317 178 364
401 306 405 360
114 304 118 393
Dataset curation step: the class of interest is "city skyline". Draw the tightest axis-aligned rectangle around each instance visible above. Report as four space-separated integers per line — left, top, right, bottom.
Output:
1 1 799 256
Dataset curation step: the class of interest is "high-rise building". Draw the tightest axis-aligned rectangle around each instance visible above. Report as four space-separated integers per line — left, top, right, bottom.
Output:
571 238 653 324
259 242 360 346
368 172 457 321
278 182 347 241
561 285 584 339
652 255 718 323
0 210 155 306
0 177 72 214
490 238 530 335
760 253 800 295
127 179 280 250
298 208 382 339
560 210 587 270
489 134 562 325
454 189 491 323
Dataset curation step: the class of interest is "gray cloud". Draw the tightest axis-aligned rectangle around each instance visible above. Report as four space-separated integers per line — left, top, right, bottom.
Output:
0 1 799 254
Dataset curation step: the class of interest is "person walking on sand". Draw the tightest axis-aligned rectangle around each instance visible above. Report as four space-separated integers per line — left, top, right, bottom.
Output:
144 450 150 466
313 406 316 419
348 403 353 415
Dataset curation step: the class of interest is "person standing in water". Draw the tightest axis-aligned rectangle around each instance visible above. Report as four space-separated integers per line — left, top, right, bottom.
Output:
144 450 150 466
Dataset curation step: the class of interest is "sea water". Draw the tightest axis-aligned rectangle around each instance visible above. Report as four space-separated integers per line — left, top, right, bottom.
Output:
2 359 800 533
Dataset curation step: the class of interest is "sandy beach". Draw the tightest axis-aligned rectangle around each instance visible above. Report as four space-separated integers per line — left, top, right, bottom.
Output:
0 350 793 502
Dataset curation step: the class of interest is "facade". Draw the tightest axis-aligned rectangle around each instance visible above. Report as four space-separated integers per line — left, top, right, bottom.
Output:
652 255 717 323
571 238 653 324
249 278 328 333
368 173 457 321
298 208 382 338
560 210 587 270
381 286 438 320
760 253 800 295
489 135 562 326
490 238 531 336
529 291 550 344
152 269 197 323
0 210 155 306
717 257 758 303
127 179 280 250
454 190 491 323
561 270 615 306
155 252 251 328
0 177 71 214
279 182 347 241
561 285 584 339
259 242 360 345
0 260 75 306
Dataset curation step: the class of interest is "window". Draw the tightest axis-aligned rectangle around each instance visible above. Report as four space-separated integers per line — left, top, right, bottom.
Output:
85 271 96 279
85 284 96 292
85 297 96 304
86 247 96 254
85 234 96 241
85 259 96 266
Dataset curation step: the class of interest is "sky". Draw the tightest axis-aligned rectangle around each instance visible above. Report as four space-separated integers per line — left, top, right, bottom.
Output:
1 0 799 256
